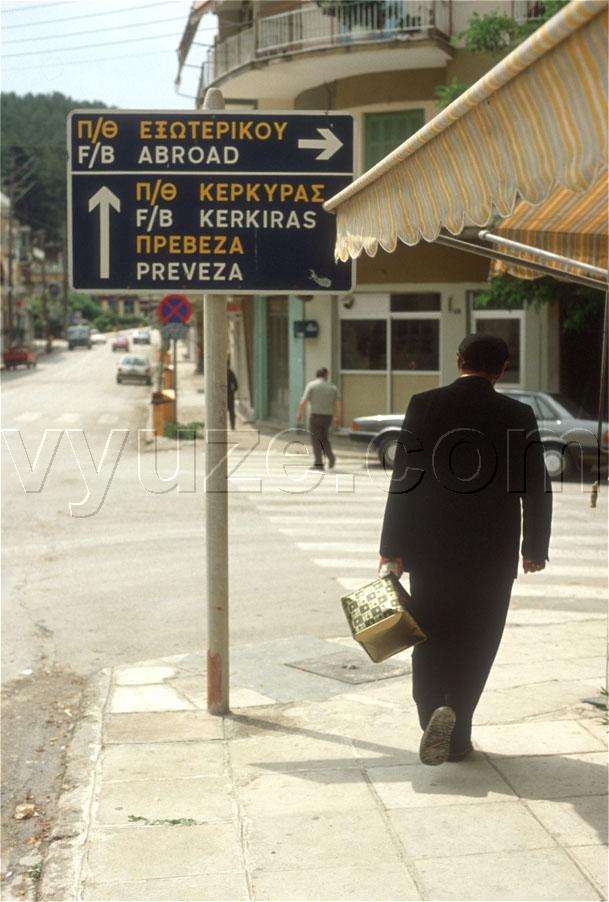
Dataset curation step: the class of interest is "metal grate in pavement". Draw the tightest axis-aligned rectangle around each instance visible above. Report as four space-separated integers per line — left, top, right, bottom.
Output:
285 649 410 684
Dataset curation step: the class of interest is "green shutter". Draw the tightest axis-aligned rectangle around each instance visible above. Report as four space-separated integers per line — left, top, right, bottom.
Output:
364 110 425 169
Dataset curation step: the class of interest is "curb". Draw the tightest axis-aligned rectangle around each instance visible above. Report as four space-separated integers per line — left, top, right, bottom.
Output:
39 668 111 902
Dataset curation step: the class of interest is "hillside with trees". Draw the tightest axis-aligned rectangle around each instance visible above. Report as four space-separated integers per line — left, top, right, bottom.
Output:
1 91 107 242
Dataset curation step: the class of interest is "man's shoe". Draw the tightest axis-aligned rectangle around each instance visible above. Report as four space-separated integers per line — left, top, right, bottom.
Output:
419 706 456 766
447 743 474 762
328 457 336 469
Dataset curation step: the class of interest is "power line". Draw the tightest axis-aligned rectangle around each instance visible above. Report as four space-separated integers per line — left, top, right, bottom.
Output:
4 15 188 44
2 46 196 72
2 1 180 29
3 31 187 58
3 2 74 12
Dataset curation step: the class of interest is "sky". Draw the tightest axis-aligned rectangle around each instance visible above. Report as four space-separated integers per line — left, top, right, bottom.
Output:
1 0 217 109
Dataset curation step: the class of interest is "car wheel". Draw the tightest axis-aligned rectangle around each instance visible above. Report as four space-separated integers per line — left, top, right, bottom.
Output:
376 433 400 470
543 442 571 479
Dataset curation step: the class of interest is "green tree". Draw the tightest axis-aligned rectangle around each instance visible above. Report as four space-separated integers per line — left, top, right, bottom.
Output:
1 92 107 241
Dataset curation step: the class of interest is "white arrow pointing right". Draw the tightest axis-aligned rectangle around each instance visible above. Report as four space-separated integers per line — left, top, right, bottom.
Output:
298 128 343 161
88 186 121 279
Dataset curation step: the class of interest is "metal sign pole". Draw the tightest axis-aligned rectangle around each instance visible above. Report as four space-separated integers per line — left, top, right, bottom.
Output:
203 88 230 715
173 337 178 425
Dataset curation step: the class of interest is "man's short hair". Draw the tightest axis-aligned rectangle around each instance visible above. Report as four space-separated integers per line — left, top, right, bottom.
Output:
316 367 329 378
458 334 510 375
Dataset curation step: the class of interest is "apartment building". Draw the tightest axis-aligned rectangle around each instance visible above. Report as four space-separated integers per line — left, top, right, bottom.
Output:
182 0 559 427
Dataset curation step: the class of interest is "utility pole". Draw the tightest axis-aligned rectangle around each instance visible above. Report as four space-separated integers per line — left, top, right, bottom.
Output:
6 155 15 346
203 88 230 715
62 222 70 337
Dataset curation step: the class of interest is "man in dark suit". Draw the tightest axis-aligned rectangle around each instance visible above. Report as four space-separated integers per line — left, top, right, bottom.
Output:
380 334 552 766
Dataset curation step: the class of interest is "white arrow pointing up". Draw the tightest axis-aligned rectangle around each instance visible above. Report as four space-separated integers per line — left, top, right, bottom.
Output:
298 128 343 161
88 186 121 280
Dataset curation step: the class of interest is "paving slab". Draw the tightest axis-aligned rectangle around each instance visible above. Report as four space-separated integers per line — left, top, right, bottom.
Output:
229 731 357 773
105 711 224 744
474 720 606 757
110 684 194 713
169 675 207 708
245 810 401 871
236 768 377 817
85 824 242 883
367 757 517 808
526 796 608 846
101 740 226 782
95 775 235 825
83 874 250 901
389 800 555 859
568 845 609 898
115 665 177 685
250 864 421 901
485 656 605 691
491 751 608 799
474 680 602 723
414 847 601 901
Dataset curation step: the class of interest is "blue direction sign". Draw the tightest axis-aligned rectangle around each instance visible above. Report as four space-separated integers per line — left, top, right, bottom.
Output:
68 110 354 294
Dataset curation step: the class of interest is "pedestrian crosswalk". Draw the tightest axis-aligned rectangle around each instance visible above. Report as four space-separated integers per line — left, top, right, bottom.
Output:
233 449 608 617
9 411 126 427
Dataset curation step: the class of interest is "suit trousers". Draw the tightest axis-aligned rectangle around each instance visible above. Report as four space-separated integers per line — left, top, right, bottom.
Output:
408 569 513 752
309 413 335 468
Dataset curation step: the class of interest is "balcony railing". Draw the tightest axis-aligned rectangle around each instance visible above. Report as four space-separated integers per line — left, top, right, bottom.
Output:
201 1 451 91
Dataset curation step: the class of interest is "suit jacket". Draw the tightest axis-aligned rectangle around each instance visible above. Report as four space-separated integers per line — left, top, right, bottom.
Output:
380 377 552 579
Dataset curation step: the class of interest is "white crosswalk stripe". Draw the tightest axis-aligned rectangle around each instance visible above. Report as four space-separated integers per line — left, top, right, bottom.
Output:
239 448 607 616
13 411 42 423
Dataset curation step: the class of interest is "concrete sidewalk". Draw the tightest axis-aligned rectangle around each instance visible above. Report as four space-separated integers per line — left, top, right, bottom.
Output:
41 610 607 901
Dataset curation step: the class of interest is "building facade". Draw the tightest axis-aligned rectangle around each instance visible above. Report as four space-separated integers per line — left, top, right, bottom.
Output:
187 0 559 427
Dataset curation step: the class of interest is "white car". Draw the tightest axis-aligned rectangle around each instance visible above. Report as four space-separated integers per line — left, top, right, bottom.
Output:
90 330 107 344
116 354 152 385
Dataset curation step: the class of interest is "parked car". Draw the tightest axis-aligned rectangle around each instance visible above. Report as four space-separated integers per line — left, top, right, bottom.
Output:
90 330 107 345
116 354 152 385
67 324 92 350
3 345 37 370
349 390 608 478
111 334 129 352
132 329 151 345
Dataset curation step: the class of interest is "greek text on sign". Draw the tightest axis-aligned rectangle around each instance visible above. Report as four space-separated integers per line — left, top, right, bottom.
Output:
68 110 354 294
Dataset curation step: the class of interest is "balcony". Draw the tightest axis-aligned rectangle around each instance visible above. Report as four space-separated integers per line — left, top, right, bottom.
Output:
199 1 452 103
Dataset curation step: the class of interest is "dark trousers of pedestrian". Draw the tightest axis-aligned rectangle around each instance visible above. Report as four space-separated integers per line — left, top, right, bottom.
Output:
227 393 236 430
309 413 335 468
408 568 513 752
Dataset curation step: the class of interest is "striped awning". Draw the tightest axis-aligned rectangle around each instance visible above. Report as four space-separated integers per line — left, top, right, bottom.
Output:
324 0 608 262
490 172 609 281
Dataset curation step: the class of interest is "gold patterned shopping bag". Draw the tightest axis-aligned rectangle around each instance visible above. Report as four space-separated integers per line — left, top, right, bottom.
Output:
341 574 427 663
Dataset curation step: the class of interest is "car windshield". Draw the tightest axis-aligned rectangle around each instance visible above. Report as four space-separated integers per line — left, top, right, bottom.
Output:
549 394 596 419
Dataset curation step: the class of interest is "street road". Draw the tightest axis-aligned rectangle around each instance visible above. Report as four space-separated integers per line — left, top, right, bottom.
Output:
2 342 607 882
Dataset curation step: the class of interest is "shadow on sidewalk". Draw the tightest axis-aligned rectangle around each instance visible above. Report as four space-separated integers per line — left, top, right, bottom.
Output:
229 712 607 844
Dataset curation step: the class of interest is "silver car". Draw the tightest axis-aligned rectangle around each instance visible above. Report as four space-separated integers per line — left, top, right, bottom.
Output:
349 390 608 478
116 354 152 385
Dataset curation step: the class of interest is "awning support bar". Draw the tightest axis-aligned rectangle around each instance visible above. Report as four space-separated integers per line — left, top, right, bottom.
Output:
479 230 609 279
434 234 608 291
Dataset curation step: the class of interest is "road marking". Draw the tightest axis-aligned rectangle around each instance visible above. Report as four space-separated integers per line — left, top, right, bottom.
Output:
298 541 376 552
13 411 42 423
270 516 380 524
511 583 607 599
55 413 80 424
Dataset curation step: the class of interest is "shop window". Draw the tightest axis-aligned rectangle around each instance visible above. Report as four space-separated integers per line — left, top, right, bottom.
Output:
341 319 386 370
391 293 441 312
364 110 425 169
391 319 439 371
